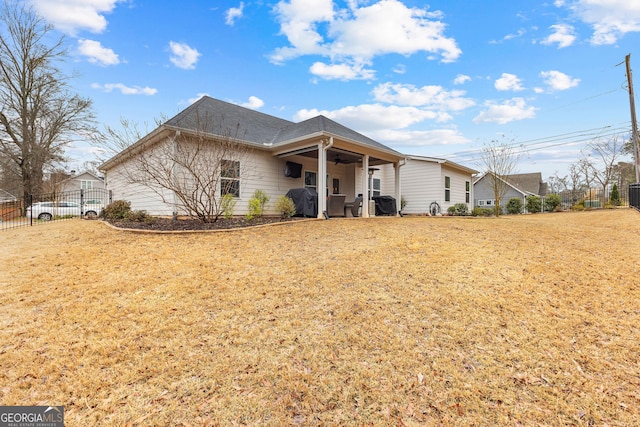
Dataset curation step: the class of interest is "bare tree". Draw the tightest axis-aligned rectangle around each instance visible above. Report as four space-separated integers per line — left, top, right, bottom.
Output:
547 172 568 193
0 1 95 201
480 136 520 216
581 136 626 199
104 113 254 222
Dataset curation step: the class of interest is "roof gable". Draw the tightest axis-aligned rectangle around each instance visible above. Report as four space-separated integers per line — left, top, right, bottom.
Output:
272 115 399 153
504 173 545 196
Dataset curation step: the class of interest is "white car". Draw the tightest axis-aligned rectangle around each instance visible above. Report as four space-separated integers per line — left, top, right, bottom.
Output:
26 201 101 221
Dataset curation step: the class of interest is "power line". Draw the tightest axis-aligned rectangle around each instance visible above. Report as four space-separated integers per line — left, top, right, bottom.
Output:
448 123 632 164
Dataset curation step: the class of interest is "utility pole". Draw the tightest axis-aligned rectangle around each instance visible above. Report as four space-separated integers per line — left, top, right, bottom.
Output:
625 54 640 183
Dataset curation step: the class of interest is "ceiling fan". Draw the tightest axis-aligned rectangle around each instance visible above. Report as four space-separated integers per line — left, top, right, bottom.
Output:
334 154 346 165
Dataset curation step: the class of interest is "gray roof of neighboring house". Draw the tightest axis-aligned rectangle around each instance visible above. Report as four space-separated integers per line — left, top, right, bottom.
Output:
164 96 402 155
504 173 547 196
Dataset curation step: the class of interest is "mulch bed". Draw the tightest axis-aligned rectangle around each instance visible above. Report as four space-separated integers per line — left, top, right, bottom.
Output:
108 216 307 231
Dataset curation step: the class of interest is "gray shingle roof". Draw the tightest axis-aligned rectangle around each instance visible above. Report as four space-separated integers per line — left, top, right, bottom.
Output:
164 96 402 155
504 173 547 196
165 96 294 146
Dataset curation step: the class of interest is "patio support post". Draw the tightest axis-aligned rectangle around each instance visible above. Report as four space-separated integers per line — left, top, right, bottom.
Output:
318 141 326 218
318 137 333 218
394 161 402 216
362 154 370 217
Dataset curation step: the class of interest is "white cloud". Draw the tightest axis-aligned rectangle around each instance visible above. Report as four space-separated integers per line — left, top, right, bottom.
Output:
77 39 119 66
495 73 524 91
309 61 375 80
392 64 406 74
372 82 475 112
490 28 526 44
240 96 265 109
294 103 471 146
294 104 441 133
542 24 576 48
371 128 471 146
473 98 537 124
91 83 157 96
453 74 471 85
29 0 122 35
270 0 461 80
504 28 526 41
168 42 201 70
559 0 640 45
540 70 580 91
225 2 245 26
188 93 210 104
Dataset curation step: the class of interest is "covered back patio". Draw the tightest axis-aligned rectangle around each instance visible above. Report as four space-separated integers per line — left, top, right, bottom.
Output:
272 131 404 219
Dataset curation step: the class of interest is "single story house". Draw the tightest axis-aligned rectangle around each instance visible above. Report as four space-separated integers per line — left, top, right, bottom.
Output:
100 96 406 218
380 155 477 215
474 172 548 212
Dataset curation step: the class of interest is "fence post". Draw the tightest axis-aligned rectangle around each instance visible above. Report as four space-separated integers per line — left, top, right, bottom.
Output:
29 194 33 226
80 189 85 216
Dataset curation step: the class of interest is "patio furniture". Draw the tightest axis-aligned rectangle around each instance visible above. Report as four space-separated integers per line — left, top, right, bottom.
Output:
344 196 363 217
285 188 318 217
327 194 346 217
372 195 397 216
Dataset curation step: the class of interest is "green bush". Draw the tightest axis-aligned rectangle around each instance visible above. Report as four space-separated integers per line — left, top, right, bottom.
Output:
506 198 523 214
544 194 562 212
526 196 542 213
471 207 493 217
246 190 270 219
454 203 468 216
610 183 621 206
275 195 296 219
252 190 270 216
125 210 154 222
400 195 407 211
221 193 236 219
103 200 131 220
245 198 262 220
447 206 456 215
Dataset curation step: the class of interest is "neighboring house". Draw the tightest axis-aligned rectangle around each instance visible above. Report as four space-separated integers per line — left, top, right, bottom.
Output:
0 189 17 202
380 155 478 215
100 96 405 218
61 171 105 192
474 172 548 212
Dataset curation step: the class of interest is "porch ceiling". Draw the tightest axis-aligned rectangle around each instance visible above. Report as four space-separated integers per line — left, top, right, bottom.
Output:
278 146 393 166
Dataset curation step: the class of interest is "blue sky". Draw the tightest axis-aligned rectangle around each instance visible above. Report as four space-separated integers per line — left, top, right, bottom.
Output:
28 0 640 179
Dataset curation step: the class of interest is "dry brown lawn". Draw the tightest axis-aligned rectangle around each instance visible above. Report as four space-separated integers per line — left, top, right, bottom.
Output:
1 210 639 426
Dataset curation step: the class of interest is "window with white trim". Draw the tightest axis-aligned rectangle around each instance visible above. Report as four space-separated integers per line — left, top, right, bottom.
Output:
444 176 451 202
221 159 240 197
304 171 317 192
372 178 381 197
465 180 470 203
81 180 93 190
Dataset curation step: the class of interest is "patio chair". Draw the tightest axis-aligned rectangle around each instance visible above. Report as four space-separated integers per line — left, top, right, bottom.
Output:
327 194 346 217
344 195 363 217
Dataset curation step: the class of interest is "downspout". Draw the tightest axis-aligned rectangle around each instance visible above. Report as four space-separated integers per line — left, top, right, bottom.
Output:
319 137 334 219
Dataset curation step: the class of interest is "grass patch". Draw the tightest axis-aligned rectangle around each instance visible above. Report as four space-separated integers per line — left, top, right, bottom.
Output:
1 210 639 425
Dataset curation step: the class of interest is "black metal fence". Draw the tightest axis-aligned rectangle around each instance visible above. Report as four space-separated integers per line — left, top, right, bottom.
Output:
0 188 112 231
552 185 631 210
630 184 640 210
